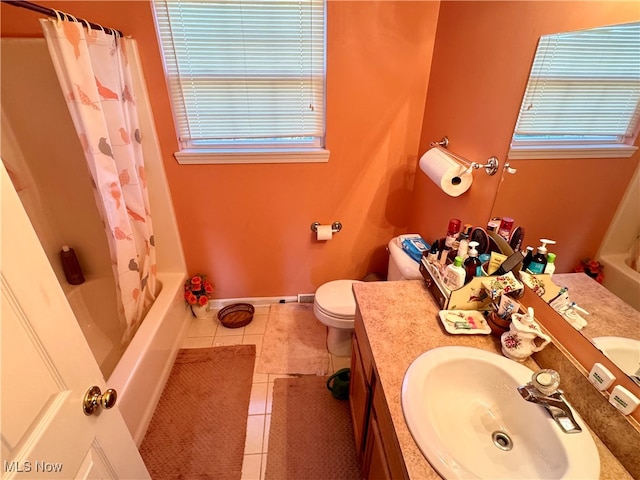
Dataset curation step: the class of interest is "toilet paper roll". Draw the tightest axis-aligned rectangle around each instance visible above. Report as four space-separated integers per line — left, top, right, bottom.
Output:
419 148 473 197
316 225 333 241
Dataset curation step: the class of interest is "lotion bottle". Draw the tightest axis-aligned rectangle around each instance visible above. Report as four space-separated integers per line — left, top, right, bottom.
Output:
528 239 556 274
463 241 482 284
443 256 466 290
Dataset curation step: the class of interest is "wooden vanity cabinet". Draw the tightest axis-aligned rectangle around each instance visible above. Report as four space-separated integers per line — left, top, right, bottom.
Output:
350 311 409 480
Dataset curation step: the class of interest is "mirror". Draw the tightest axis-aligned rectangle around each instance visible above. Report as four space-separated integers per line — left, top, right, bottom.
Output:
491 21 640 381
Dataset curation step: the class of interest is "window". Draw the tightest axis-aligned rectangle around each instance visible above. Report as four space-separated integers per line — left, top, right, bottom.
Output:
153 0 328 164
509 21 640 159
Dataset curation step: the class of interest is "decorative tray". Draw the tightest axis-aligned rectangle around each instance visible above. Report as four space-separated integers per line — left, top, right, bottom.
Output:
438 310 491 335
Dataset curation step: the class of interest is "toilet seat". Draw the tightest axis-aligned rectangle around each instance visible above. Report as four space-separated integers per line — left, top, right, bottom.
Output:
314 280 361 319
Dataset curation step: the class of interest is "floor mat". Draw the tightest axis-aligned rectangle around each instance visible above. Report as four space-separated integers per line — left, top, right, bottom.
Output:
257 303 330 375
139 345 255 480
265 375 360 479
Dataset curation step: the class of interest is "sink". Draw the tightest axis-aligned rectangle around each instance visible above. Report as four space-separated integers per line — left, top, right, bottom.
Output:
593 336 640 377
401 346 599 479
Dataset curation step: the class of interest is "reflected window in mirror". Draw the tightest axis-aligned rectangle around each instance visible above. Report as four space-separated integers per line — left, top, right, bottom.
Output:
509 21 640 160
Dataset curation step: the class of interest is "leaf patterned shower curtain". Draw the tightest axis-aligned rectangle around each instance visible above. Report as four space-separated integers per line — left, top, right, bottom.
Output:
41 18 156 344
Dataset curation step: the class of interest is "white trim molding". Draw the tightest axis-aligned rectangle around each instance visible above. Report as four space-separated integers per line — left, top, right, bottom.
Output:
508 144 638 160
174 148 330 165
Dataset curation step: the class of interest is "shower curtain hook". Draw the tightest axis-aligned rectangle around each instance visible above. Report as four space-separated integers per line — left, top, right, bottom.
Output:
81 18 92 35
52 9 63 26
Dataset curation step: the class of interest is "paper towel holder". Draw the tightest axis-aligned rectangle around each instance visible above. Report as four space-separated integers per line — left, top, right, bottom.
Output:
311 222 342 234
429 136 500 176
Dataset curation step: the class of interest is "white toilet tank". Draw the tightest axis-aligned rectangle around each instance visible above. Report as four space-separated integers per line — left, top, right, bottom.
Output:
387 236 423 281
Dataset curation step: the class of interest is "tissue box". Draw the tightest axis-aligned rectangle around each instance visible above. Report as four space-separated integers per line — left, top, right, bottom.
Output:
400 235 430 263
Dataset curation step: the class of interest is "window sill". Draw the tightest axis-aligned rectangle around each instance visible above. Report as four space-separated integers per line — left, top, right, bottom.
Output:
507 144 638 160
174 148 330 164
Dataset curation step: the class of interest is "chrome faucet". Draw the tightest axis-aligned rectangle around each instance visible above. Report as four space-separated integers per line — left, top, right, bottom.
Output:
517 369 582 434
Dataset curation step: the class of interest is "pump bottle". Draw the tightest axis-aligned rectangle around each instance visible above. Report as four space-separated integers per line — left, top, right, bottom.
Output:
443 256 466 290
463 241 482 284
528 239 556 274
544 253 557 276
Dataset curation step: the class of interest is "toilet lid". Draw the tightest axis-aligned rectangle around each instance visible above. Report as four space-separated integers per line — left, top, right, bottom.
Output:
315 280 361 317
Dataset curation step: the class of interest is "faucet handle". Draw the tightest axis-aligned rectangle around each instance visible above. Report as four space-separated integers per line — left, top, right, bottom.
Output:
532 369 561 395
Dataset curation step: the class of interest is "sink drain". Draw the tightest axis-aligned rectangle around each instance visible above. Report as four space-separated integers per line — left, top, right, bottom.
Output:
492 431 513 451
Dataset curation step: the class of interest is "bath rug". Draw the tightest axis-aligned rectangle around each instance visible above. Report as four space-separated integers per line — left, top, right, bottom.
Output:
257 303 331 375
265 376 360 480
139 345 255 480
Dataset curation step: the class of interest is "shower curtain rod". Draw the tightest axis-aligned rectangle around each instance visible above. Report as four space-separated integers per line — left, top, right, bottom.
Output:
2 0 124 37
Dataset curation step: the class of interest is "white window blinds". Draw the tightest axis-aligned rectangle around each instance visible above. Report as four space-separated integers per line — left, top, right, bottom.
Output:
153 0 325 152
511 21 640 157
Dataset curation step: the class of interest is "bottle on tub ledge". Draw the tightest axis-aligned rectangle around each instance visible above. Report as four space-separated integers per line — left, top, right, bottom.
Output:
60 245 85 285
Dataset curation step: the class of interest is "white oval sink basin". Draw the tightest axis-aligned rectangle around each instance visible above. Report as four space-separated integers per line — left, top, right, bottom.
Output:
401 346 600 479
593 336 640 377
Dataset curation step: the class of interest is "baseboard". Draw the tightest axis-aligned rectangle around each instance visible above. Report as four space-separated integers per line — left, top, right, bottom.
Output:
208 295 299 309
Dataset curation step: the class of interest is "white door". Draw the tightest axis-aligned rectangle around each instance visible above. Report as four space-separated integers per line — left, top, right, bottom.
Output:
1 163 150 479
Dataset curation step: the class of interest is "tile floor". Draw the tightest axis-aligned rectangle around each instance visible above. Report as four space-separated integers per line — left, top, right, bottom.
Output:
181 304 352 480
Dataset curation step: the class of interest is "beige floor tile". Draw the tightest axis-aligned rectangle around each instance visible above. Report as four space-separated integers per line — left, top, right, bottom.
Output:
248 382 268 415
215 323 246 337
244 415 265 455
260 454 267 480
186 317 218 338
252 363 269 383
265 382 274 414
253 305 270 315
262 414 271 452
244 314 268 335
242 334 264 357
241 454 262 480
181 336 213 349
212 335 244 347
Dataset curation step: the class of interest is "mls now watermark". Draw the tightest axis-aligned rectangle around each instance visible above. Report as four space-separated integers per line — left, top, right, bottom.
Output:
4 460 64 474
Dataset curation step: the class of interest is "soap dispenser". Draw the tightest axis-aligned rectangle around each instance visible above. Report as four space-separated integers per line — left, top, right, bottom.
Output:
463 241 482 284
528 239 556 274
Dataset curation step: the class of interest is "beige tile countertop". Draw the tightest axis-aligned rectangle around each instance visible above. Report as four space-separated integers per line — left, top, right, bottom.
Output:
352 279 632 480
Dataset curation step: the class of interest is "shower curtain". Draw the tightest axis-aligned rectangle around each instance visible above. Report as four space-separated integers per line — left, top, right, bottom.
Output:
41 18 156 344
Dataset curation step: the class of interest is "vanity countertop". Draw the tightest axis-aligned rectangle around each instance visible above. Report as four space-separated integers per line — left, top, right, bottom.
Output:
552 273 640 341
352 279 632 480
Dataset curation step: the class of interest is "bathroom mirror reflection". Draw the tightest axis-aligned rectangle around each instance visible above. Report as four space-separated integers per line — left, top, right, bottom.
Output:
491 21 640 382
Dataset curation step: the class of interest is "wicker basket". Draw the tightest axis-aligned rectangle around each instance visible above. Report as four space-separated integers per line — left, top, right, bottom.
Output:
217 303 254 329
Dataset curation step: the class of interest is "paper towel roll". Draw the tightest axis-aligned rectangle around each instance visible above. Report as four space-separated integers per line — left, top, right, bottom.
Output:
419 148 473 197
316 225 333 241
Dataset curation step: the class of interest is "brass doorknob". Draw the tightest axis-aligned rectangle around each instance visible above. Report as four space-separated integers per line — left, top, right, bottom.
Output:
83 386 118 416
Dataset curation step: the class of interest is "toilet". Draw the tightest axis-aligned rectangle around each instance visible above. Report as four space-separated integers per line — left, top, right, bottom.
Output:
313 236 423 356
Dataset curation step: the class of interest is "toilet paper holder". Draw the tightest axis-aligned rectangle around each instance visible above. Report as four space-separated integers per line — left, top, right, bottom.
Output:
430 136 500 176
311 222 342 234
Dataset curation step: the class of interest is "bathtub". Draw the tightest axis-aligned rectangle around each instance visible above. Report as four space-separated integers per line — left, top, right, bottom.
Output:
598 254 640 311
66 273 189 445
109 273 189 445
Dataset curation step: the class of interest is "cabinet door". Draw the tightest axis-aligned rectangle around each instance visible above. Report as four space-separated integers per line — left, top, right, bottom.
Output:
350 335 370 457
364 414 392 480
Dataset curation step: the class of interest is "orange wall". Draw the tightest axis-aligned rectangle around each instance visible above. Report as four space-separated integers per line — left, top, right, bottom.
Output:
1 0 440 298
410 1 640 274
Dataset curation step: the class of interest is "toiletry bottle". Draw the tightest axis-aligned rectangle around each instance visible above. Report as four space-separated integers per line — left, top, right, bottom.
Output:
521 246 534 271
60 245 85 285
455 232 469 261
528 239 556 274
463 241 482 284
427 239 440 264
544 253 557 276
440 218 461 266
443 256 466 290
498 217 514 241
487 217 501 232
